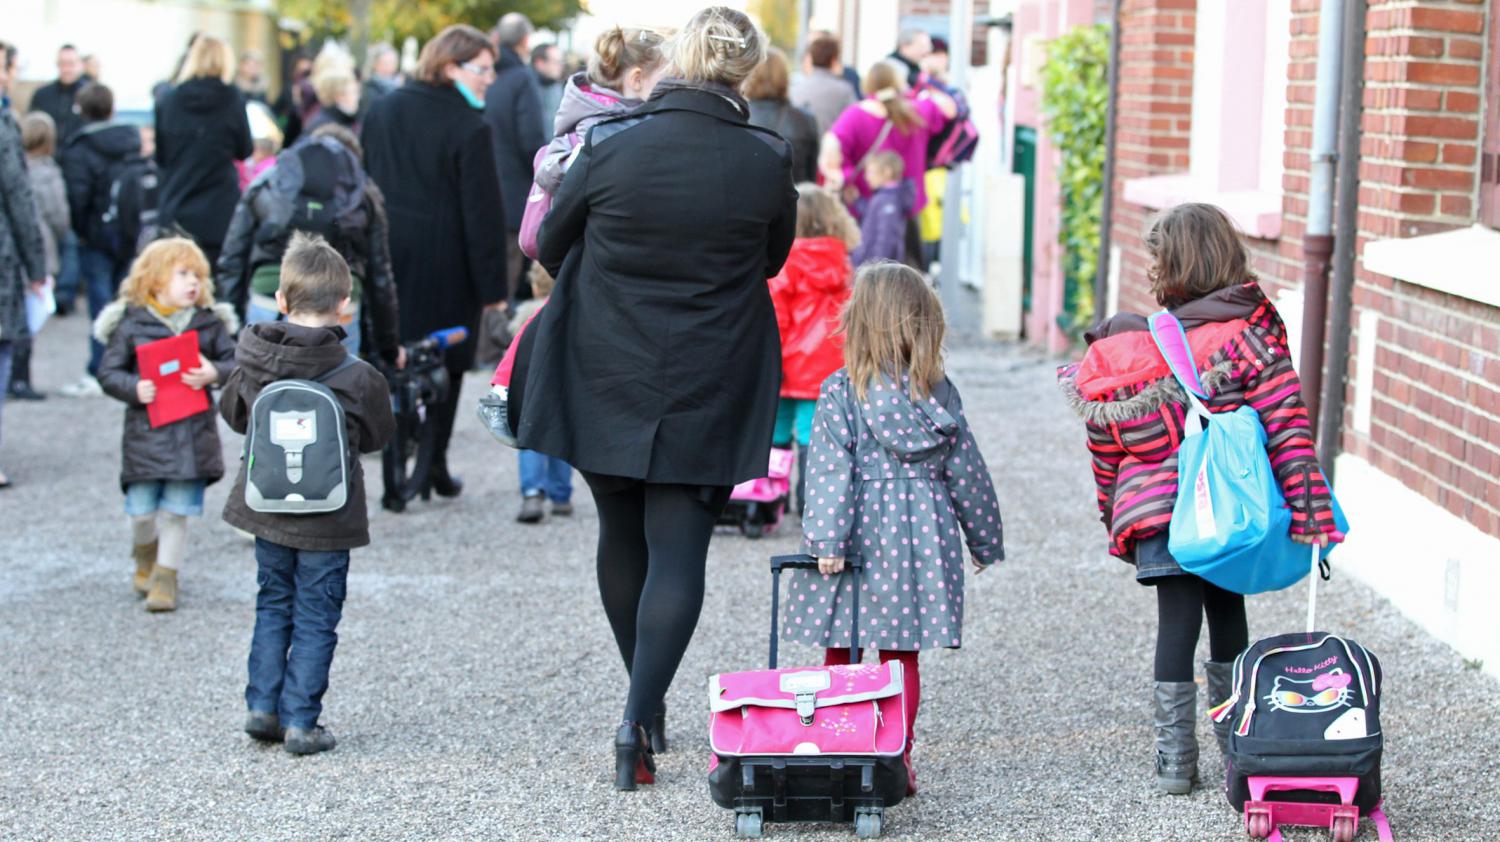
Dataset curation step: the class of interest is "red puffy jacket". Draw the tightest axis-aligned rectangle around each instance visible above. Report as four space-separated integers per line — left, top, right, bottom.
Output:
768 237 852 399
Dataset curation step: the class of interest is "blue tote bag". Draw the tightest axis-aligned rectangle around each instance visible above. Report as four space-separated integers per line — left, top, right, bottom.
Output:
1147 311 1348 595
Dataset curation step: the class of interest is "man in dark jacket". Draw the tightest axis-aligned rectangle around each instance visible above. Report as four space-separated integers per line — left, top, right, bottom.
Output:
59 83 139 389
216 125 402 367
484 12 545 304
889 28 933 89
28 44 89 147
220 233 394 756
531 43 565 140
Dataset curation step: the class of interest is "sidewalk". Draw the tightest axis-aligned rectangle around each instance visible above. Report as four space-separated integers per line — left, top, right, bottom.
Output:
1 312 1496 840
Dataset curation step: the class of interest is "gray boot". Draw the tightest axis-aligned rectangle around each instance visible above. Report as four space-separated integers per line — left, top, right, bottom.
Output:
1153 681 1199 795
1205 661 1235 759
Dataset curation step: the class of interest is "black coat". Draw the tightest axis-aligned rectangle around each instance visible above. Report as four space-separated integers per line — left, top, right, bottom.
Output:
60 120 141 252
220 322 395 551
748 99 820 184
361 81 506 363
154 78 253 252
518 86 797 486
483 48 546 231
28 79 88 147
94 300 240 490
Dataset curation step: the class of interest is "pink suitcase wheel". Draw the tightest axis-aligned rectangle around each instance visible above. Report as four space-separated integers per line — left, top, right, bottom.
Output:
1330 815 1356 842
1245 810 1272 839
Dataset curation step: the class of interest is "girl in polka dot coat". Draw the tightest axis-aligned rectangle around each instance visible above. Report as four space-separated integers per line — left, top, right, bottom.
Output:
785 263 1004 789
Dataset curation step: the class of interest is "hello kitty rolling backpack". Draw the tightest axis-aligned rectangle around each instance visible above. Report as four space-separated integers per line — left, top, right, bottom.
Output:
1211 546 1394 842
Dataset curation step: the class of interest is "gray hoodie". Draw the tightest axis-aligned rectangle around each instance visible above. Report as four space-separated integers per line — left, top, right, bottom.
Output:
533 72 637 194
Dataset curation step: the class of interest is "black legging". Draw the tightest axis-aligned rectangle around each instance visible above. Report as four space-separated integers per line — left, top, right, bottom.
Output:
1154 574 1248 682
585 472 730 724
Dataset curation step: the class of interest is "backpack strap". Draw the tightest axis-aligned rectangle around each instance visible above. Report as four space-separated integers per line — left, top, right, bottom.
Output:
311 354 359 384
1147 310 1213 433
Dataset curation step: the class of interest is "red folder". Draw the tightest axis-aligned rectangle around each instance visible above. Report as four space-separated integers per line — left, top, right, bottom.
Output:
136 329 210 428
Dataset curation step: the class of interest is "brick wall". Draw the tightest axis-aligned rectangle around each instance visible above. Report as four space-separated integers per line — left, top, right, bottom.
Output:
1345 0 1498 537
1110 0 1196 316
1108 0 1500 538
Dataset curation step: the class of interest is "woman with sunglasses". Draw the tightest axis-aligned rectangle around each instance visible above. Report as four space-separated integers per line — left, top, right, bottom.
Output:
361 25 508 508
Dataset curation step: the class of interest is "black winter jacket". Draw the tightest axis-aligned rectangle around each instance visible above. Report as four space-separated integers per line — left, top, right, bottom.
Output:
155 78 253 251
220 322 394 550
28 79 88 146
361 81 506 365
748 99 820 183
518 84 796 485
214 149 402 364
60 120 142 252
94 300 240 490
483 47 545 231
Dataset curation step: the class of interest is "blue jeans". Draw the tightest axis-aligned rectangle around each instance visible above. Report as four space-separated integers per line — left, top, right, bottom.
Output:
245 539 350 729
247 294 361 355
519 450 573 502
123 479 206 516
55 230 80 308
80 247 126 376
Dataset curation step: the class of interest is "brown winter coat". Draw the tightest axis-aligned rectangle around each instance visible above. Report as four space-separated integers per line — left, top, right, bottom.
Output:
219 322 394 551
94 300 240 489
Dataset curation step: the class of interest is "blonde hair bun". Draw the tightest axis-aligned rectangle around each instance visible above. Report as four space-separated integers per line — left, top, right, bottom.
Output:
670 6 764 88
588 26 667 90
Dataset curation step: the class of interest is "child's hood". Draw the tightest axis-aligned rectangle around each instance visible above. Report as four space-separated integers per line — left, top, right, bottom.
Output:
860 373 959 463
235 321 351 383
554 71 632 138
92 299 239 344
780 237 852 294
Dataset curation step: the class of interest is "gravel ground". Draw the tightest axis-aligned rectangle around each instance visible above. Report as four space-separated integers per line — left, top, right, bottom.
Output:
2 313 1497 842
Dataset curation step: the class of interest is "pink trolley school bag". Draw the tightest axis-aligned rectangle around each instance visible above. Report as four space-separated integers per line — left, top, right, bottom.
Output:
708 554 908 838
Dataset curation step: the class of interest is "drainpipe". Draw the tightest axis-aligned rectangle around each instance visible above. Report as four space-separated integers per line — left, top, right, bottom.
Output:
1317 0 1366 478
1300 0 1347 430
1094 0 1122 323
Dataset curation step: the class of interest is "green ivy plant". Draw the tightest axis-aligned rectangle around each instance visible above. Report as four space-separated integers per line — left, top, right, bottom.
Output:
1039 23 1110 337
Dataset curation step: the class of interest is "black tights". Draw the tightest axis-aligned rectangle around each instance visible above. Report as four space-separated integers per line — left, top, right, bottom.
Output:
585 473 729 724
1154 574 1248 682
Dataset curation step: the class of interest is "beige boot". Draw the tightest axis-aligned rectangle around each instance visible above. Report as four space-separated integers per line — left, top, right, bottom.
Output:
132 541 158 596
145 567 178 612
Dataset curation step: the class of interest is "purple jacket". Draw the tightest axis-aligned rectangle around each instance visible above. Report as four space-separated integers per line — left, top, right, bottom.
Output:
850 180 915 267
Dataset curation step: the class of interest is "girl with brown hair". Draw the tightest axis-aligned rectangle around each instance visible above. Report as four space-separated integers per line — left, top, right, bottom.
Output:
1057 203 1341 794
787 261 1005 795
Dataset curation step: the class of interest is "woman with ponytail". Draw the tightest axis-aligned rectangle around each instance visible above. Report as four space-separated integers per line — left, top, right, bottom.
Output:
514 6 797 792
819 60 956 217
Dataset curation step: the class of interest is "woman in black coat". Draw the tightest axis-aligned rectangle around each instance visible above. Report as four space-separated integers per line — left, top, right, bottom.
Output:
518 7 796 790
154 36 253 266
360 25 507 502
743 46 820 183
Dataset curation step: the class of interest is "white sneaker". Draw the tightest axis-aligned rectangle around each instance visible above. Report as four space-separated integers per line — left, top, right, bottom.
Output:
58 376 104 398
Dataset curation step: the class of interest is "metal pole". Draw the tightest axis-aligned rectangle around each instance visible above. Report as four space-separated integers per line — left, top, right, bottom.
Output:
938 1 973 328
1317 0 1366 478
1094 0 1122 323
797 0 812 57
1299 0 1347 430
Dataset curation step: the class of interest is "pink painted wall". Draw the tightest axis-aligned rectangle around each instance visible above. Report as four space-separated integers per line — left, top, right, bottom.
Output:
1013 0 1097 353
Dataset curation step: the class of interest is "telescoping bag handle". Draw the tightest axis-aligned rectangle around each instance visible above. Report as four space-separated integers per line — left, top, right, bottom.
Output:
769 554 864 670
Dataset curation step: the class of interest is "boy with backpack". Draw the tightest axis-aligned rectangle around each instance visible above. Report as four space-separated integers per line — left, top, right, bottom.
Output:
60 83 155 395
219 232 395 755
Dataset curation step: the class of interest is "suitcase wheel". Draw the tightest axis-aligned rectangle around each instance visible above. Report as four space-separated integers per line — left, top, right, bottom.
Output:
854 807 884 839
1330 815 1356 842
1245 808 1272 839
734 808 763 838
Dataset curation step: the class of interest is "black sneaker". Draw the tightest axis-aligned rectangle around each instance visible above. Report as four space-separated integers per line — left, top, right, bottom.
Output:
244 710 284 743
284 725 337 755
7 381 44 401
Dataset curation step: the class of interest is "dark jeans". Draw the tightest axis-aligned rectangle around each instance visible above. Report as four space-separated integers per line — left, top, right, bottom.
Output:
245 539 350 729
55 230 79 309
80 247 127 376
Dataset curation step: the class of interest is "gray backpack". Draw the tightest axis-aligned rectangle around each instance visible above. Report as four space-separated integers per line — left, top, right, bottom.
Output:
244 356 359 514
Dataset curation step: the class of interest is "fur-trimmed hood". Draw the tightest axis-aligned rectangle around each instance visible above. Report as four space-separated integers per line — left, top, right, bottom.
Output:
1058 282 1277 427
93 299 240 344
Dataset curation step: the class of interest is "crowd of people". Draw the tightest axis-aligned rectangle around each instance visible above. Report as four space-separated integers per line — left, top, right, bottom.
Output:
0 2 1334 811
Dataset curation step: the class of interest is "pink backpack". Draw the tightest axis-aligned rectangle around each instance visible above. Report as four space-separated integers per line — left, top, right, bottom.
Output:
518 135 581 260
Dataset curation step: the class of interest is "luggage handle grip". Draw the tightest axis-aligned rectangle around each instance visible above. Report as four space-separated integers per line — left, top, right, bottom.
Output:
770 554 863 670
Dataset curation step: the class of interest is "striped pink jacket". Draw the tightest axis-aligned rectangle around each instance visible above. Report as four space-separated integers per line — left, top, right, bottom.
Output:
1057 283 1341 559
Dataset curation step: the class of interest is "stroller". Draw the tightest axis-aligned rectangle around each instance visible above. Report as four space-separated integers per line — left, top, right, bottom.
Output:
717 447 795 539
379 327 467 512
708 554 908 838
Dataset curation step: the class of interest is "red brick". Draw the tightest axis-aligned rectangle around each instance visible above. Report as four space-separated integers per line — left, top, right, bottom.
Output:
1441 143 1478 165
1441 195 1473 216
1402 115 1480 139
1446 91 1481 112
1448 38 1484 60
1405 62 1481 85
1403 168 1476 190
1406 7 1485 34
1393 192 1436 214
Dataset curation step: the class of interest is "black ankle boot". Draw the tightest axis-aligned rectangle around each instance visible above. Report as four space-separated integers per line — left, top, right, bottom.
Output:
649 706 668 755
614 721 656 791
430 462 463 498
